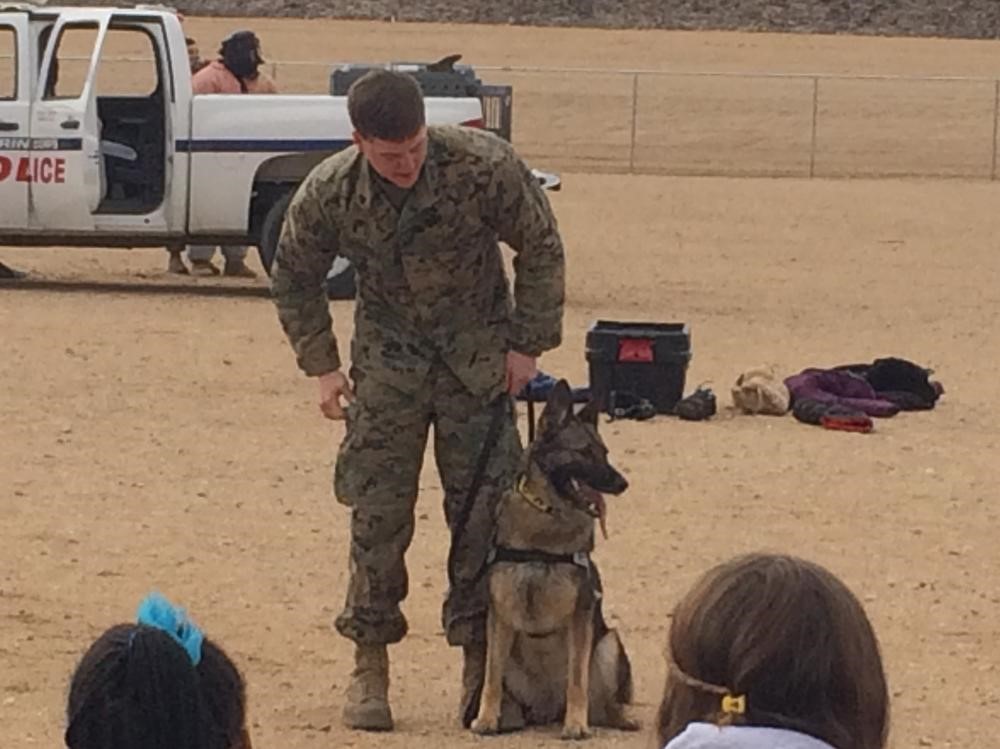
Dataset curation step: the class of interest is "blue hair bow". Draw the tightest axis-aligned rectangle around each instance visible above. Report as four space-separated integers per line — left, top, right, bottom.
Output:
135 592 204 666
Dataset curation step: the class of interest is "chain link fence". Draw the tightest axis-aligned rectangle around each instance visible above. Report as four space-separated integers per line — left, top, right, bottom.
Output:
264 60 1000 180
5 46 999 179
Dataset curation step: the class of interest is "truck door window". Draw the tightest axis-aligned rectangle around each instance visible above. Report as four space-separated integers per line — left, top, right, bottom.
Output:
0 26 15 99
95 27 159 97
44 23 99 100
88 24 166 215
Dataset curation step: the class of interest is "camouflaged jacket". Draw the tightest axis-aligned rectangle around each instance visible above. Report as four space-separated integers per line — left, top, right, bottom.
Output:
270 125 566 399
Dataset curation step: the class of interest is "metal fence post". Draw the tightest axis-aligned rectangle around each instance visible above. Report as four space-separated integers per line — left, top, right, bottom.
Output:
991 79 999 181
809 76 819 179
628 72 639 173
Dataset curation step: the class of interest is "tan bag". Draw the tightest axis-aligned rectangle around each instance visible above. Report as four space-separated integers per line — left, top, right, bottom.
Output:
731 366 790 416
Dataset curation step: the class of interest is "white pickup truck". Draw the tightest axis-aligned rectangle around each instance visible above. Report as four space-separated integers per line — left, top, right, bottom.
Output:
0 3 548 284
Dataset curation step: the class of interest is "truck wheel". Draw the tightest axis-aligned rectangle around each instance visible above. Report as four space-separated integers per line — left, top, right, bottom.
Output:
258 190 357 299
257 191 292 274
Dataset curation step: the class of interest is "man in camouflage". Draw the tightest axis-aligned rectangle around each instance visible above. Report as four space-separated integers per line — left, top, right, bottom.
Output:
270 70 566 731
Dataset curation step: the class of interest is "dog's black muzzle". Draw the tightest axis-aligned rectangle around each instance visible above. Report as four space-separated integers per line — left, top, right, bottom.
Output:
581 465 629 496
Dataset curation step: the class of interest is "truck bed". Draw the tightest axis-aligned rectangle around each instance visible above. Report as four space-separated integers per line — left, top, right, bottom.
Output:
185 94 483 234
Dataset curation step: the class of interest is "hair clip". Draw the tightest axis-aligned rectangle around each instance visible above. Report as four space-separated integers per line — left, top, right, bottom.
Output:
721 694 746 715
136 592 204 666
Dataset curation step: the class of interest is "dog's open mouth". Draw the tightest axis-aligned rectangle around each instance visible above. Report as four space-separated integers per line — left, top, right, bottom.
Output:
571 481 609 539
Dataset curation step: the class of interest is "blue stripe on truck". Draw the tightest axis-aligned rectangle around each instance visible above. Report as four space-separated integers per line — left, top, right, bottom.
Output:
176 138 353 153
0 137 83 151
3 138 350 154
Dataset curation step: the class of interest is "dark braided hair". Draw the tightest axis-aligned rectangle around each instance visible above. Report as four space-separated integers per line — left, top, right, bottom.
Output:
65 624 207 749
65 621 249 749
198 639 250 749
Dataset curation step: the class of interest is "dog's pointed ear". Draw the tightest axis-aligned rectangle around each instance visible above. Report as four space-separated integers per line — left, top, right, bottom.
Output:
577 398 599 427
539 379 573 434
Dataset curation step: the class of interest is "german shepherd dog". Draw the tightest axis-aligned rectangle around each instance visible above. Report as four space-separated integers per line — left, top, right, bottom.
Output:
469 380 638 739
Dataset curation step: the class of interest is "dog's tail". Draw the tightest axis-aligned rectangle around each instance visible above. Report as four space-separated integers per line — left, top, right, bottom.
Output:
615 633 634 704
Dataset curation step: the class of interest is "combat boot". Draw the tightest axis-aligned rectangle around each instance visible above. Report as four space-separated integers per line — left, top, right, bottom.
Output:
342 644 393 731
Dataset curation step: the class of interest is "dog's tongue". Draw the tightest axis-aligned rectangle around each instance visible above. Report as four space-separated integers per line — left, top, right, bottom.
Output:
579 486 609 539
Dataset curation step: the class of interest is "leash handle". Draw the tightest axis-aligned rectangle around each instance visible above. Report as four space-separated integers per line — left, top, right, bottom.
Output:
447 393 509 589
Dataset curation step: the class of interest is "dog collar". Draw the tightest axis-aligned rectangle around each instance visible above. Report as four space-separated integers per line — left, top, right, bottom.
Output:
516 474 553 514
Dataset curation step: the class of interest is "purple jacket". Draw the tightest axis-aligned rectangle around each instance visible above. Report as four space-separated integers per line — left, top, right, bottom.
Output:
784 368 900 417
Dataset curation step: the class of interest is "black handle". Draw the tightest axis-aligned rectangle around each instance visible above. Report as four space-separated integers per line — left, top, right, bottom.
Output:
61 118 80 130
0 121 18 132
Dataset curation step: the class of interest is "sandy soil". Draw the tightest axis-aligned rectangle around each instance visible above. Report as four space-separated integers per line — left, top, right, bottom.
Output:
2 17 1000 749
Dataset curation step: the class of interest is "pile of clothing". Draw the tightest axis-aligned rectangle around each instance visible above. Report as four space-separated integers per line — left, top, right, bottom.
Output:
731 357 944 433
518 356 944 434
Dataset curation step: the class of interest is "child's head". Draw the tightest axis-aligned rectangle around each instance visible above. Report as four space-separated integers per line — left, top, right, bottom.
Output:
198 638 251 749
65 594 249 749
656 553 889 749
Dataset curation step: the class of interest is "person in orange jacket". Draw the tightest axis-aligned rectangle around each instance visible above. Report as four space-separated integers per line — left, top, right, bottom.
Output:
168 31 277 277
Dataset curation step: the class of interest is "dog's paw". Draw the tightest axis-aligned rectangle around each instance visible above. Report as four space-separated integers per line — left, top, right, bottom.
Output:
470 716 501 735
561 723 591 741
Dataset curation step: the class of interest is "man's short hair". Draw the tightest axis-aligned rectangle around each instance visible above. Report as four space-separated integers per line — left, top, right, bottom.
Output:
348 69 426 142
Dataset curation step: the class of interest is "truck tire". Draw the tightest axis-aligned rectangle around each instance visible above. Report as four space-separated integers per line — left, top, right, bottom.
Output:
257 191 292 274
257 190 358 300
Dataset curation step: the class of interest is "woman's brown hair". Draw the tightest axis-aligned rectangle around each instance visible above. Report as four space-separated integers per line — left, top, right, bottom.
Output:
655 553 889 749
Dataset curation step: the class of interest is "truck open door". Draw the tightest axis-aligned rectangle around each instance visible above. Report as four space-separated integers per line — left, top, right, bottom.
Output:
29 10 175 237
28 11 110 233
0 12 29 232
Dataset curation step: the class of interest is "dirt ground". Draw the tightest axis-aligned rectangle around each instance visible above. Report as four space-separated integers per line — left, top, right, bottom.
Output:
3 18 1000 749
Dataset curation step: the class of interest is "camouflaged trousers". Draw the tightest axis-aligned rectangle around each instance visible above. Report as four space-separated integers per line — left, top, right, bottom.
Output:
333 362 522 647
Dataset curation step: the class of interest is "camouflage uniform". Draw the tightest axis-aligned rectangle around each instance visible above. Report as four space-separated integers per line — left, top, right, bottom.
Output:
271 125 565 647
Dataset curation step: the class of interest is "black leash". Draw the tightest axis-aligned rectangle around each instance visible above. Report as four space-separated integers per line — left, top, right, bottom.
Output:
447 385 546 590
446 393 510 589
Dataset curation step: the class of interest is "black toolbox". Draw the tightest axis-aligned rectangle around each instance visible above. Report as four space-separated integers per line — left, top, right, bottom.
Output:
585 321 692 414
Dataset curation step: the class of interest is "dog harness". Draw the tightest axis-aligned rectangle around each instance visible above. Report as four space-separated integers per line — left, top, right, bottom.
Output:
487 546 592 570
485 475 599 599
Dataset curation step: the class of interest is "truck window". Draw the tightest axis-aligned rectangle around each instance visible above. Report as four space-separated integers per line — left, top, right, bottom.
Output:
0 26 14 99
95 27 159 97
44 23 99 100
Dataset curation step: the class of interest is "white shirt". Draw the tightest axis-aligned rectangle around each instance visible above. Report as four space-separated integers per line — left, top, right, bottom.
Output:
664 723 837 749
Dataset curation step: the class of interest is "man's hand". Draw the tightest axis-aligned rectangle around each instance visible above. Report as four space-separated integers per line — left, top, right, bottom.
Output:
506 351 537 397
317 370 355 420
